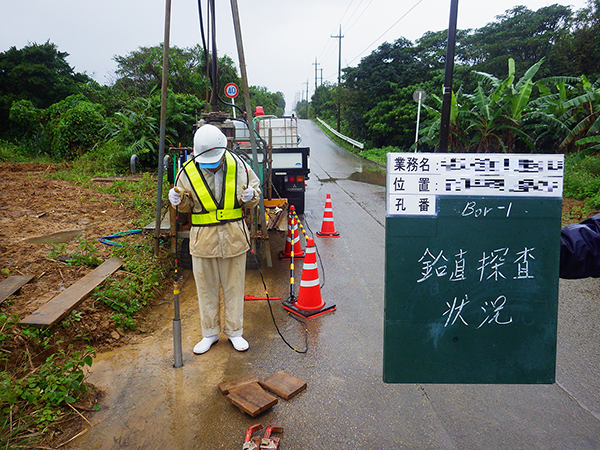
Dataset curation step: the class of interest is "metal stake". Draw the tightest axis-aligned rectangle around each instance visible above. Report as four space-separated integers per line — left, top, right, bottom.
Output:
154 0 172 255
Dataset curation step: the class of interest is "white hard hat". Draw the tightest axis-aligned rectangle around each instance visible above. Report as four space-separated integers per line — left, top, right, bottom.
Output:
193 124 227 168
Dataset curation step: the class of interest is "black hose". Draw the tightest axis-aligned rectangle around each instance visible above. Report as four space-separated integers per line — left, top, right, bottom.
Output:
196 0 246 115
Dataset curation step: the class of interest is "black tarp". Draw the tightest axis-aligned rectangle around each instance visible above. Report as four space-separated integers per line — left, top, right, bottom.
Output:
560 213 600 279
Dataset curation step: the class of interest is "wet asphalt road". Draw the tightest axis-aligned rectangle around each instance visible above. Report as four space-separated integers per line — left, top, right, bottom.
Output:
71 120 600 449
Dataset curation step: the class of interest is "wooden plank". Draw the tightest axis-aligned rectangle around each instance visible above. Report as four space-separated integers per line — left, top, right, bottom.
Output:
218 376 259 395
0 275 34 304
19 257 122 328
259 371 307 400
226 382 278 417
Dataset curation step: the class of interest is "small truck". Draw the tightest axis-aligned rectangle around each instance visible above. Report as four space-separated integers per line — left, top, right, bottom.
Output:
233 113 310 214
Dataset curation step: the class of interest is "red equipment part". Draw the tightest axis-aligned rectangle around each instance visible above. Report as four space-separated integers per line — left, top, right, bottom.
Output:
244 295 282 301
243 424 263 450
259 425 283 449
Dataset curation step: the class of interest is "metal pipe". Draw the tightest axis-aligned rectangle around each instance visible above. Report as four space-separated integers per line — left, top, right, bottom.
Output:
130 154 139 173
173 274 183 368
155 0 182 369
173 189 183 368
230 0 272 267
438 0 459 153
154 0 172 255
209 0 219 111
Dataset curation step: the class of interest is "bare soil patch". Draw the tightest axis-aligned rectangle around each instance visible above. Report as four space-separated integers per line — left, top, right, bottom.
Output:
0 162 176 447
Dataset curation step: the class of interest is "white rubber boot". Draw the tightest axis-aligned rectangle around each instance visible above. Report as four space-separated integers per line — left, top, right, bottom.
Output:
193 335 219 354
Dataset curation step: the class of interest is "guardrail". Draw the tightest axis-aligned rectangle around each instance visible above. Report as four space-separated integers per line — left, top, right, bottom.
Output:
316 117 364 149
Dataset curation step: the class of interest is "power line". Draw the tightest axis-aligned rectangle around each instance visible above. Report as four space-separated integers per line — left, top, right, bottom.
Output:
344 0 376 35
340 0 366 31
318 0 353 62
338 0 357 28
347 0 424 66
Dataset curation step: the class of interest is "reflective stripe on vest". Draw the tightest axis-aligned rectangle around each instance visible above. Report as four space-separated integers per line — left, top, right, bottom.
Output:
182 152 242 226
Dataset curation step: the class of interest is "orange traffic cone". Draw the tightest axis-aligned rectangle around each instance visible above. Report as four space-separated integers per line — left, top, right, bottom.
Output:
283 238 336 318
316 194 340 238
279 206 305 260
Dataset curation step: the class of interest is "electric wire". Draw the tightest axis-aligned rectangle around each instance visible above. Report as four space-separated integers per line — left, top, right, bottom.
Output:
238 180 309 354
346 0 424 66
197 0 245 115
343 0 375 35
338 0 357 27
340 0 368 34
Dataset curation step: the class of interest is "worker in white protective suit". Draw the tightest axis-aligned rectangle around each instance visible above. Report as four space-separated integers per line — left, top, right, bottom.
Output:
168 124 261 354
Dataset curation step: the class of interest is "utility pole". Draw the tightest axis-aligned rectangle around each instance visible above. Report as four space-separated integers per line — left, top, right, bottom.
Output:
438 0 459 153
319 68 323 86
331 25 344 132
304 80 309 119
313 57 320 91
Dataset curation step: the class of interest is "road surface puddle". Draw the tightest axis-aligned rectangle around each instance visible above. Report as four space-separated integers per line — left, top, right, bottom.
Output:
347 167 385 186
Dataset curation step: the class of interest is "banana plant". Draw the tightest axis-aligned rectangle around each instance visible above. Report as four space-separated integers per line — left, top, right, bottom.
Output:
560 75 600 149
419 88 471 151
526 76 580 150
419 58 542 152
463 58 541 152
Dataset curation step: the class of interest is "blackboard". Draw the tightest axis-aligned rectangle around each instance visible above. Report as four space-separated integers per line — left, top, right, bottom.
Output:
383 153 563 384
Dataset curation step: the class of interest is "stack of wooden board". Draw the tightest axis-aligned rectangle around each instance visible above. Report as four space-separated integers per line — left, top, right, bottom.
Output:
219 371 307 417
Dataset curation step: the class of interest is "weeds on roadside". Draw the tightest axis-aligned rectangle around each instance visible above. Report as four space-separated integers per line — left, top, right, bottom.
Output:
1 155 173 447
0 313 97 449
93 236 169 330
100 172 168 227
48 237 100 267
563 152 600 214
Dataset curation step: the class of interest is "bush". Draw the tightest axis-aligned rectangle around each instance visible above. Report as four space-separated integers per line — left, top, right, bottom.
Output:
563 152 600 200
8 95 107 160
359 146 400 165
73 140 135 175
0 140 34 162
8 101 46 156
46 95 106 159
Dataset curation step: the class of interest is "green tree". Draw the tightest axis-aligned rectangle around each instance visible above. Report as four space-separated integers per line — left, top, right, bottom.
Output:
249 86 285 116
311 83 337 121
462 5 573 79
557 0 600 78
557 75 600 151
0 42 92 138
363 83 434 149
294 100 309 119
112 44 239 102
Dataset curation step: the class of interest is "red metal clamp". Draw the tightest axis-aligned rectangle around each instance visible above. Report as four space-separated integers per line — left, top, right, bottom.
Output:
243 424 262 450
259 425 283 449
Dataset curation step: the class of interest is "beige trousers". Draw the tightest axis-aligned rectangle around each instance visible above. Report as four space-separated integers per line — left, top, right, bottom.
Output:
191 253 246 338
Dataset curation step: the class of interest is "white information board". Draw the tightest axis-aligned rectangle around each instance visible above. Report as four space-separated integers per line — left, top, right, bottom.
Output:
386 153 564 216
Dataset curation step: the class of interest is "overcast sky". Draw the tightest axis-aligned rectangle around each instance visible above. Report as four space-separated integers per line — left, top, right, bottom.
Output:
1 0 591 114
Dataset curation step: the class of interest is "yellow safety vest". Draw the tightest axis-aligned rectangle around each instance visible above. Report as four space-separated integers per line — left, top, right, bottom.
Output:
182 151 243 226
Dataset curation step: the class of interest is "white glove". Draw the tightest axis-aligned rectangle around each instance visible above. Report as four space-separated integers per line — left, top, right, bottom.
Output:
241 186 255 202
168 187 181 206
